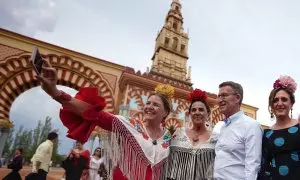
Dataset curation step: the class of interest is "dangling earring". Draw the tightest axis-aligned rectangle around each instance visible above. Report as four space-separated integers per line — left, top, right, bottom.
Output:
291 108 293 118
269 107 274 119
270 112 274 119
270 109 274 119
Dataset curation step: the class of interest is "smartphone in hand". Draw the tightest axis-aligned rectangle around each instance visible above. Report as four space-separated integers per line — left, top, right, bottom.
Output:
30 47 44 74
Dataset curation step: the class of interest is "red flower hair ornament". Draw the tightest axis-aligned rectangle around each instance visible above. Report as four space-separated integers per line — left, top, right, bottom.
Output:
187 88 208 102
273 75 297 94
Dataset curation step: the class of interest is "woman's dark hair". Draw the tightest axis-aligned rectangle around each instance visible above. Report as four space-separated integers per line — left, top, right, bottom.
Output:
16 148 23 154
148 93 172 119
93 147 101 157
268 87 295 116
188 99 211 114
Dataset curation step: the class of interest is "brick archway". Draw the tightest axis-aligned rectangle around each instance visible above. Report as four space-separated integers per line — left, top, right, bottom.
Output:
211 105 225 125
0 53 115 123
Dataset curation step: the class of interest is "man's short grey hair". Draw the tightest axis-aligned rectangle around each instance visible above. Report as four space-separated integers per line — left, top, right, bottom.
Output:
219 81 243 105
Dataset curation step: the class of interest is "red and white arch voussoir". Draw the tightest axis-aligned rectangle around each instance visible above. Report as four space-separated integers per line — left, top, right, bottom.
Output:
0 54 115 121
48 54 115 112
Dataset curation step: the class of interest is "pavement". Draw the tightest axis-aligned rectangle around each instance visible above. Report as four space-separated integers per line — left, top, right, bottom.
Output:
0 166 64 180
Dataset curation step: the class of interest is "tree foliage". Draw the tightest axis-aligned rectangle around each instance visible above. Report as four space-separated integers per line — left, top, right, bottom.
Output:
2 127 14 157
2 116 63 165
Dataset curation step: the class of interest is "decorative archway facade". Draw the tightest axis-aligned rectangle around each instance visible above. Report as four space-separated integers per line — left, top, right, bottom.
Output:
117 67 229 130
0 25 258 156
0 53 116 120
0 29 126 155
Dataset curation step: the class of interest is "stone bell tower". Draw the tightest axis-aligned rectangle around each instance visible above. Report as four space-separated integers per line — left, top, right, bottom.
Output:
150 0 191 83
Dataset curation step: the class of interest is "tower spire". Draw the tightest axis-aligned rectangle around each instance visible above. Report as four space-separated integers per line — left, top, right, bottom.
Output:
150 0 190 83
172 0 181 5
165 0 183 33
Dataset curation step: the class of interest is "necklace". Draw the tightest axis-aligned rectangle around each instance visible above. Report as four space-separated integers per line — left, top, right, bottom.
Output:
189 129 205 142
192 137 199 142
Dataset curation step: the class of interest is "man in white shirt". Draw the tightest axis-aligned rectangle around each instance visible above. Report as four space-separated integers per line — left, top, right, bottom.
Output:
213 81 263 180
31 132 58 180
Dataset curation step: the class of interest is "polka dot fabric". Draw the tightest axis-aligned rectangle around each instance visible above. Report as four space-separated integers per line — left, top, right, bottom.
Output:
258 124 300 180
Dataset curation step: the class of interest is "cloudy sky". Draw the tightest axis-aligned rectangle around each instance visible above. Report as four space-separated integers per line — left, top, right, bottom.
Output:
2 0 300 153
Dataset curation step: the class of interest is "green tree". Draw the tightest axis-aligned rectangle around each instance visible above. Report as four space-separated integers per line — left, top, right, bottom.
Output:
10 125 24 156
39 116 53 142
19 129 33 163
31 120 42 151
4 116 62 165
2 127 14 157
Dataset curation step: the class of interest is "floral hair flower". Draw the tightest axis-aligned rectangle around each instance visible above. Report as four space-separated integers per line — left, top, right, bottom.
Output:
273 75 297 94
187 88 208 102
155 84 175 98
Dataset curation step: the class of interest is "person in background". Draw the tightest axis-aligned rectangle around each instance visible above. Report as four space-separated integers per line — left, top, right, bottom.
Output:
90 147 104 180
30 132 58 180
98 162 108 180
61 141 90 180
2 148 24 180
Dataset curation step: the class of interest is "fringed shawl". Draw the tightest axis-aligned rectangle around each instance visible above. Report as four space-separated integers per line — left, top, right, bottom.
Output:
59 87 171 180
104 116 171 180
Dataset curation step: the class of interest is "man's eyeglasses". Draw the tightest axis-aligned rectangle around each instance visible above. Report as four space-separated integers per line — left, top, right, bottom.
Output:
217 92 237 99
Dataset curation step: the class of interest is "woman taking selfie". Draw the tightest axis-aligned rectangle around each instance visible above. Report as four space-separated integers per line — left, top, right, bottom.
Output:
36 59 175 180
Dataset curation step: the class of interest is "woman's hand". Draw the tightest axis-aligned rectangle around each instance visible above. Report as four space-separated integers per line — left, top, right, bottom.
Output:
69 153 74 159
35 59 60 97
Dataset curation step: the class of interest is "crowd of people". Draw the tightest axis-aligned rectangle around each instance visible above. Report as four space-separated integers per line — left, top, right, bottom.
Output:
2 58 300 180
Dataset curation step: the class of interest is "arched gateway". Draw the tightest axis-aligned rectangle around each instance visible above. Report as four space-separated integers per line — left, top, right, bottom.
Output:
0 41 120 156
0 53 116 120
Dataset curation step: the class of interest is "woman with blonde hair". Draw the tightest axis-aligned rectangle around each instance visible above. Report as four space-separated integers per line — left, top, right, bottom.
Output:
36 59 175 179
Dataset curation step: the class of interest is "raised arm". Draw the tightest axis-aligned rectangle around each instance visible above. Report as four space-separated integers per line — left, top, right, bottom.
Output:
36 60 115 143
35 60 91 116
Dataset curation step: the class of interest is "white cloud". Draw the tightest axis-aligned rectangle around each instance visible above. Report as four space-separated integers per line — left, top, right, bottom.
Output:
35 0 300 126
0 0 58 36
6 0 300 138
